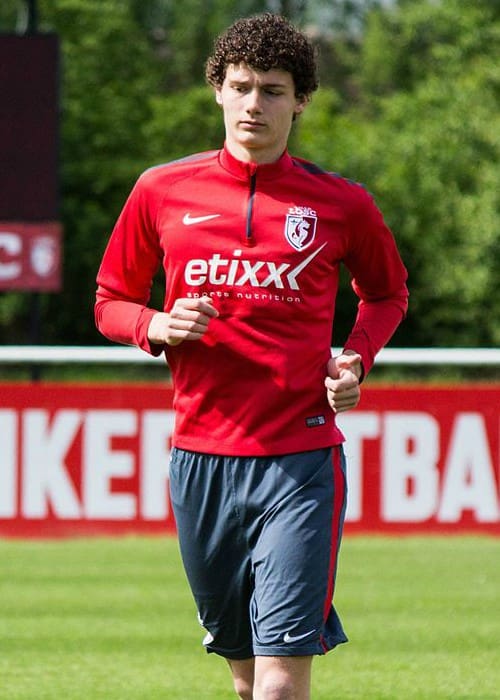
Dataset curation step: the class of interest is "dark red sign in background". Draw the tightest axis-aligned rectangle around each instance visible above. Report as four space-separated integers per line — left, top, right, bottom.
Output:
0 35 62 292
0 34 59 221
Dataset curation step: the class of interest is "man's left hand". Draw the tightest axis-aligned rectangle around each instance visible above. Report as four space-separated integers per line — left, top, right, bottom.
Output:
324 352 362 413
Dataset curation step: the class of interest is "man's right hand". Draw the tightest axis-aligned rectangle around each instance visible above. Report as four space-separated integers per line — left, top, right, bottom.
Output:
147 297 219 346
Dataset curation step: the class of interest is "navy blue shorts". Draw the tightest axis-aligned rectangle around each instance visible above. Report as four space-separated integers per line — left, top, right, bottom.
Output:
169 446 348 659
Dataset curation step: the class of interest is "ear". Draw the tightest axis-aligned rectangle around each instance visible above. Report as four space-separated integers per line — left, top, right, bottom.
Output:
294 94 310 117
215 89 223 107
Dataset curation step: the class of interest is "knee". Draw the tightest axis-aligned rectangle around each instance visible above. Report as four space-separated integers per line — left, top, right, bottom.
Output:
254 670 295 700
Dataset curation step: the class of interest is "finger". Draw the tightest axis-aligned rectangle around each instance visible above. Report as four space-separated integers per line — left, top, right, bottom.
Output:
197 299 219 318
169 318 212 337
336 352 362 369
169 307 213 326
328 395 360 413
165 330 204 347
332 400 360 414
330 390 360 407
325 375 359 392
327 386 360 410
327 387 360 403
174 297 219 318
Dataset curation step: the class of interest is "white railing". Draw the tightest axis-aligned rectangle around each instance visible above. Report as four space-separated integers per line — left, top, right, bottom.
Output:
0 346 499 365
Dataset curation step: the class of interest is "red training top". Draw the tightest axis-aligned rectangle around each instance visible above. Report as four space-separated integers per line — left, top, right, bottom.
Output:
95 146 408 456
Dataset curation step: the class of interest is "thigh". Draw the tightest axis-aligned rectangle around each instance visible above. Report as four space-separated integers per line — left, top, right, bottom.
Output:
249 446 348 656
169 448 254 659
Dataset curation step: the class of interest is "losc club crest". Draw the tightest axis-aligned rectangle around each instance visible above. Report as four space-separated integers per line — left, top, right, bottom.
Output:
284 206 318 251
30 235 59 278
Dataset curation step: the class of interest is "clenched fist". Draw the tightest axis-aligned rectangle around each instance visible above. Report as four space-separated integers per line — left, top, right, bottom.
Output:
147 297 219 347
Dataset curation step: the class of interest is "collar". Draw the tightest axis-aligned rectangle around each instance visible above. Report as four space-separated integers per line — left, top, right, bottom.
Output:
219 143 294 181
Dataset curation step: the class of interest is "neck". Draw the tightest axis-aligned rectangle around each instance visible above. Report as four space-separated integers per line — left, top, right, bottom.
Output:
225 139 286 165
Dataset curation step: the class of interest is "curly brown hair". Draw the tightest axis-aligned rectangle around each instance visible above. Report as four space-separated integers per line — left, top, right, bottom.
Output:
205 13 319 98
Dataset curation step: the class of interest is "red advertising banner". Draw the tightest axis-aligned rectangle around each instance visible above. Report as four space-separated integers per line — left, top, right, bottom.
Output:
0 382 498 537
0 222 62 291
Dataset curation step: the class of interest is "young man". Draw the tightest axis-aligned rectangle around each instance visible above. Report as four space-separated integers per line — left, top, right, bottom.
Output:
95 13 408 700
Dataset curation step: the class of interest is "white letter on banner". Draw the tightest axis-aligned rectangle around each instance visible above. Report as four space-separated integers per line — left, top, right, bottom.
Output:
0 410 17 517
141 410 175 519
0 232 22 280
382 412 440 522
22 410 83 518
337 412 380 521
438 413 499 522
83 410 137 519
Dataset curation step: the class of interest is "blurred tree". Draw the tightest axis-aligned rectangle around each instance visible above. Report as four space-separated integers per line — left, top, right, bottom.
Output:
0 3 18 30
359 0 499 100
1 0 162 343
143 86 225 162
128 0 310 92
298 0 500 346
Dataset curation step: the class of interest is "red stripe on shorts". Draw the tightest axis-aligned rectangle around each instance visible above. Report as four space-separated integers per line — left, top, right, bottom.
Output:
321 446 346 644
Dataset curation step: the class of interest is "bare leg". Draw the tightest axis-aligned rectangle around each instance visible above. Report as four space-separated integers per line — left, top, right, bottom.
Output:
227 658 255 700
254 655 313 700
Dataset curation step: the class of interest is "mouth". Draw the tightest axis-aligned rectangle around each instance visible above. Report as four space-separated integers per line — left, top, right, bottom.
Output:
239 120 265 129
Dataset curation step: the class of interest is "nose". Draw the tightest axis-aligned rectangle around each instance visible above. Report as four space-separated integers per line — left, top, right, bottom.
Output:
245 88 263 115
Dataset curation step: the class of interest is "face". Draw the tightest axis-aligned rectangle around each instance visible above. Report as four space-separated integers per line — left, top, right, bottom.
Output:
215 63 308 164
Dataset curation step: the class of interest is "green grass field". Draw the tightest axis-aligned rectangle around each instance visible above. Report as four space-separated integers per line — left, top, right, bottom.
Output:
1 536 499 699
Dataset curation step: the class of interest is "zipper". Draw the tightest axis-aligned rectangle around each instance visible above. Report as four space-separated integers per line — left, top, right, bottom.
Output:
245 172 257 247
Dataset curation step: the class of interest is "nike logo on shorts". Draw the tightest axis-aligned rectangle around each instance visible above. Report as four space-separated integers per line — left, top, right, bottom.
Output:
283 628 316 643
182 213 221 225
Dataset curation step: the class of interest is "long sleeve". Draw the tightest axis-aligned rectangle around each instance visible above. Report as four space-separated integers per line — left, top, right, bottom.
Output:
342 187 408 375
94 172 165 356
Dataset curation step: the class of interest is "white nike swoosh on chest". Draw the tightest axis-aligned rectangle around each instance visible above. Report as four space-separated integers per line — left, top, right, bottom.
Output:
182 213 221 225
